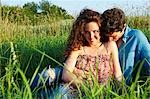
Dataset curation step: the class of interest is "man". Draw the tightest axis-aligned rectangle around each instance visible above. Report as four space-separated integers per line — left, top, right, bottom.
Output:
101 8 150 84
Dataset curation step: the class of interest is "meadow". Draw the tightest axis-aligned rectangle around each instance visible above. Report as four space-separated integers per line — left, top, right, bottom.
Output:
0 6 150 99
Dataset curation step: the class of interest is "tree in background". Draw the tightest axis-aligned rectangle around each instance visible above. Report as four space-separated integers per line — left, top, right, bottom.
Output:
39 0 73 19
23 2 38 15
0 0 73 25
23 2 39 25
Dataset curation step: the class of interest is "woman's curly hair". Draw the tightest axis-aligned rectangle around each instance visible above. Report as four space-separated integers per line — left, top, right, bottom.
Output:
101 8 126 42
64 8 103 58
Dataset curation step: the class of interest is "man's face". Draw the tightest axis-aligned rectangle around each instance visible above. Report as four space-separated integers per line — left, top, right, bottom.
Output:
109 25 126 42
109 31 124 42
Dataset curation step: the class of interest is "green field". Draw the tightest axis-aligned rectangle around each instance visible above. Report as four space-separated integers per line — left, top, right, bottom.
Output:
0 3 150 99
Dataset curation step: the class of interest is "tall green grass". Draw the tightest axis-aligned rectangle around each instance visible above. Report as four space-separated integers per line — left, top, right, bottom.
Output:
0 42 149 98
0 6 150 98
127 16 150 38
0 16 72 77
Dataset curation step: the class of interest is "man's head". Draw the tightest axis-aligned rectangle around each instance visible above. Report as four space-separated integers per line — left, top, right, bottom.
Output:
101 8 126 41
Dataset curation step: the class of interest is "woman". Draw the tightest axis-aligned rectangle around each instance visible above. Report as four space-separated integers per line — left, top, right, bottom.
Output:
61 8 123 90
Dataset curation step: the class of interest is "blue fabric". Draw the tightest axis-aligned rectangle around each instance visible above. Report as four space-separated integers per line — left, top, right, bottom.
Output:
38 84 73 99
30 66 64 98
30 65 74 99
30 66 63 90
118 25 150 84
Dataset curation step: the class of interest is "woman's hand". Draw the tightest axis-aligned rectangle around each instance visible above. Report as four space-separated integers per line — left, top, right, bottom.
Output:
73 67 90 80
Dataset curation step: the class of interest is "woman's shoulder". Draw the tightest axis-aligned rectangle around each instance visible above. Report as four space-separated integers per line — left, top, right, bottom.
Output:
105 41 117 51
103 41 117 47
69 47 83 57
108 41 117 46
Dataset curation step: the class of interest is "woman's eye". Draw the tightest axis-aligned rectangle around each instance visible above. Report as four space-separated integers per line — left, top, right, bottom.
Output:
93 30 100 33
84 30 99 35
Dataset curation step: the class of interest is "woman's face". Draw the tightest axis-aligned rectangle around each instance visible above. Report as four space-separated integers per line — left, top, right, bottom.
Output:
84 22 100 46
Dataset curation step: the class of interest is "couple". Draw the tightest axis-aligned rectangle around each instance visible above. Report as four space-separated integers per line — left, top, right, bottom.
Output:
32 8 150 98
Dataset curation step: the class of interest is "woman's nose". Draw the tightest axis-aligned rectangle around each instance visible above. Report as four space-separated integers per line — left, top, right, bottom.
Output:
89 31 94 38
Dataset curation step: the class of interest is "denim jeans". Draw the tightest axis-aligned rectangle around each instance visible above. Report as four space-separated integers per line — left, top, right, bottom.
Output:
30 66 63 91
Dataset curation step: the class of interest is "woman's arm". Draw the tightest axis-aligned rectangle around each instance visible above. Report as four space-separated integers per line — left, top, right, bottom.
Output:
110 41 123 82
62 50 82 85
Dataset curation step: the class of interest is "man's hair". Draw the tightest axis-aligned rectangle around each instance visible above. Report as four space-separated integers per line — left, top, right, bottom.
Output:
101 8 126 36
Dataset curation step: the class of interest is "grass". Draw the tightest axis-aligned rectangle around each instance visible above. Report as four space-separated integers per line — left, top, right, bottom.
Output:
0 42 149 98
0 8 150 98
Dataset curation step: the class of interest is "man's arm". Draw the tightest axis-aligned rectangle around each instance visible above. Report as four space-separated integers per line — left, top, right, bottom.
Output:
137 30 150 76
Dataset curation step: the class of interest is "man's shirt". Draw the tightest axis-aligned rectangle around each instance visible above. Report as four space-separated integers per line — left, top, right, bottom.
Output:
119 25 150 84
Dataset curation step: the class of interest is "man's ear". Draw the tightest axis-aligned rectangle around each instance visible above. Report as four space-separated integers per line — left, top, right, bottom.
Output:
124 23 126 27
121 24 126 32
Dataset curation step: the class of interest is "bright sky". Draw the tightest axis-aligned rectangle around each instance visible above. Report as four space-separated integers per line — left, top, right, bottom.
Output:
1 0 150 16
